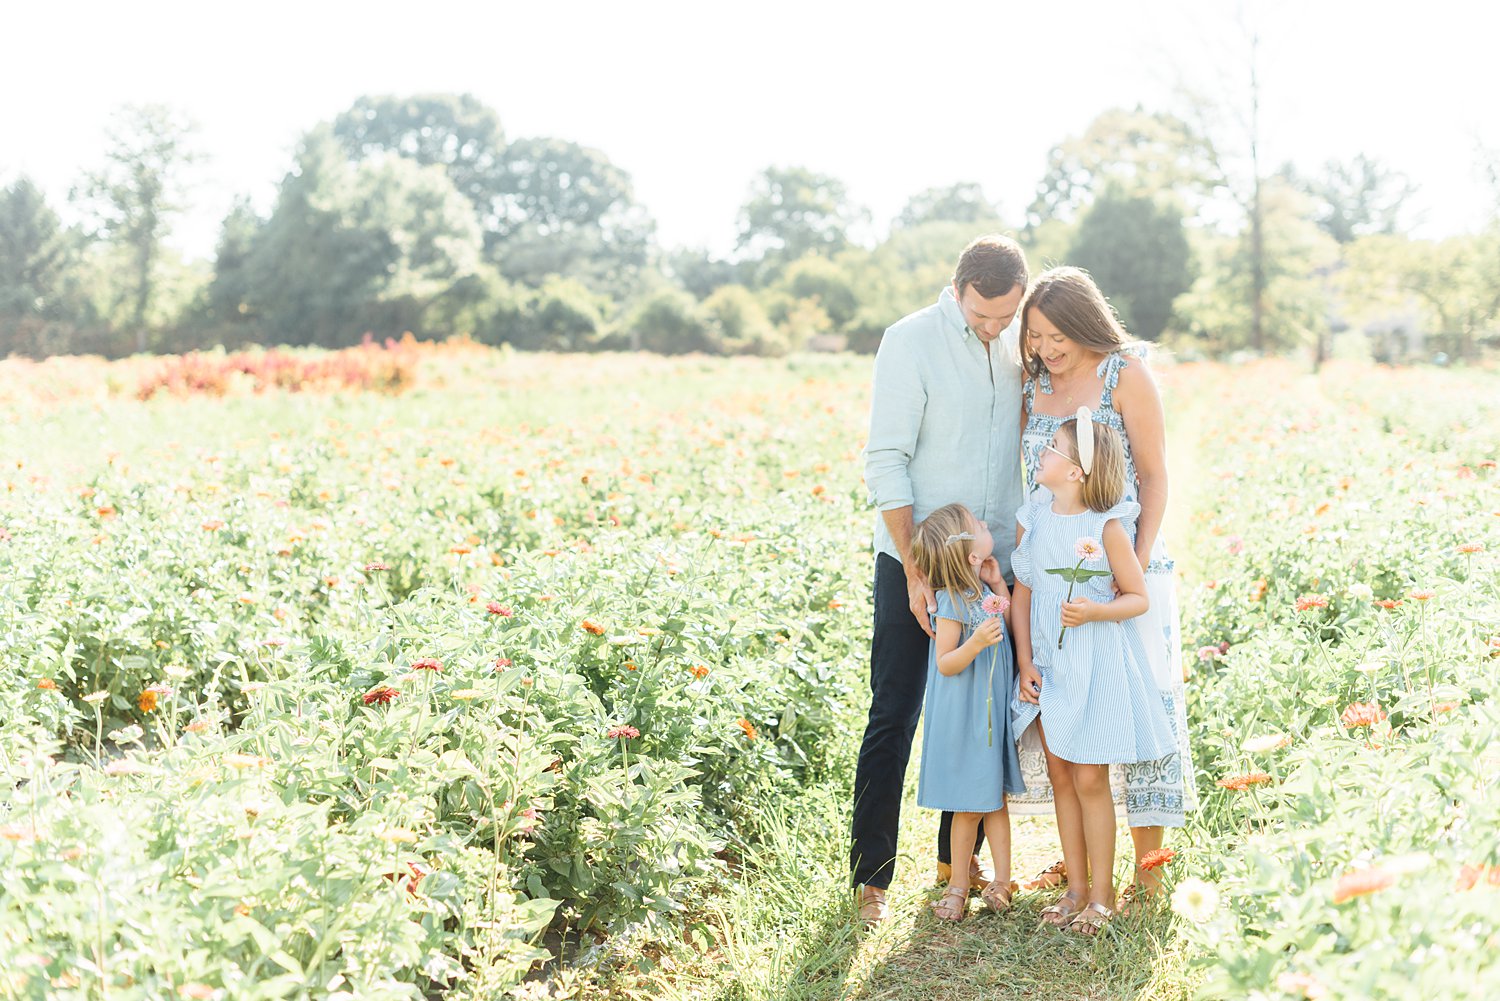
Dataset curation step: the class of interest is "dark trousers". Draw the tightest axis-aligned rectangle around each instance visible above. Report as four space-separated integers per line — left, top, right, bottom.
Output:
850 554 985 888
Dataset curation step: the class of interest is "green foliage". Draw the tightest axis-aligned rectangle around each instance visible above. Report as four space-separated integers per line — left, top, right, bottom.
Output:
1067 186 1194 340
625 286 711 354
700 285 783 356
736 166 868 272
1285 154 1415 244
894 182 1003 229
498 275 610 351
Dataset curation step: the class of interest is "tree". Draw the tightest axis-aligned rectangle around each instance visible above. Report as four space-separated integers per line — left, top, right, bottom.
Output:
73 104 199 352
736 166 868 267
700 285 783 356
1025 107 1217 230
1066 186 1195 341
243 128 485 346
332 93 506 226
624 286 711 354
895 183 1002 229
0 178 71 318
204 197 262 328
492 137 654 288
1344 230 1500 361
1285 154 1415 244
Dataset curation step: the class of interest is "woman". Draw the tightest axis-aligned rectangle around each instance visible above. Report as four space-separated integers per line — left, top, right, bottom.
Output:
1007 266 1196 910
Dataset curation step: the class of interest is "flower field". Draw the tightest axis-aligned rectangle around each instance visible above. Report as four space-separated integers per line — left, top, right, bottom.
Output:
0 344 1495 1000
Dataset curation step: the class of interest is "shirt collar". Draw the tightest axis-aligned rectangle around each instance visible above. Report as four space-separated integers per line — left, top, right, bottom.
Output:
937 285 976 341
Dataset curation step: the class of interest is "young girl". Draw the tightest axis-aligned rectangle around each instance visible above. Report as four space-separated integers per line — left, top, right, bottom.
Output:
1010 414 1176 935
911 502 1027 922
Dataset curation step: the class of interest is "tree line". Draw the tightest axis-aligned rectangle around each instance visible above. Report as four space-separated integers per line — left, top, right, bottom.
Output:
3 94 1498 362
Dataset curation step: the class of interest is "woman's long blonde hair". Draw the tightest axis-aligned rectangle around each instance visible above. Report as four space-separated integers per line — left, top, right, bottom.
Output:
910 503 983 617
1055 419 1127 513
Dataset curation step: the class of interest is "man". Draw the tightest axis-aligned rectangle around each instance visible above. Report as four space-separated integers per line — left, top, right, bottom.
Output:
852 235 1029 923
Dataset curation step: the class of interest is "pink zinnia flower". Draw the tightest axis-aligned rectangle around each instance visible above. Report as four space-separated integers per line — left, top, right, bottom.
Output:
1197 645 1221 662
363 562 389 572
1341 702 1387 729
1409 588 1436 601
486 601 513 617
1295 594 1329 612
1073 537 1103 562
981 594 1010 616
607 725 640 739
411 658 443 672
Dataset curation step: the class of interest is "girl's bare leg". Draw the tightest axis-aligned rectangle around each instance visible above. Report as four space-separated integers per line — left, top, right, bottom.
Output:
1074 763 1117 910
1040 723 1088 912
981 804 1011 890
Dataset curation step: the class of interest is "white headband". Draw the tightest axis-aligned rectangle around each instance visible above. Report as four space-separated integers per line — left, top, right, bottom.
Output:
1075 407 1094 475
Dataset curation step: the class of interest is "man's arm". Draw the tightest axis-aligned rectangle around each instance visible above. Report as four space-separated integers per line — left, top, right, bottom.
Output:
863 331 935 636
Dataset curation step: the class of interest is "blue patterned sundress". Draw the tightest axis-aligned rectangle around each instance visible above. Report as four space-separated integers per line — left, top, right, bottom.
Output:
1007 347 1197 826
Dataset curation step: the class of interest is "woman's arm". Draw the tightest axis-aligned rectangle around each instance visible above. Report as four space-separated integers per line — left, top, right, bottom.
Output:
1114 360 1167 569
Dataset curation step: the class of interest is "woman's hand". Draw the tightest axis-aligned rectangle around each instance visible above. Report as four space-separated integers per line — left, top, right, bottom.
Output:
1060 597 1097 628
969 616 1005 650
1018 664 1042 704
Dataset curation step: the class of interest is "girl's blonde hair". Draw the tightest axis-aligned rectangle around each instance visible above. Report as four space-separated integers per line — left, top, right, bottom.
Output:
1055 419 1128 513
910 503 983 616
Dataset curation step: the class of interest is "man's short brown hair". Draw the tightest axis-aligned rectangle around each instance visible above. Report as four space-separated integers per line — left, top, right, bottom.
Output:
953 235 1028 299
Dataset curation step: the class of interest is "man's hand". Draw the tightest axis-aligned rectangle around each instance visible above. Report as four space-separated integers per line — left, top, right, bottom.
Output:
1060 597 1097 628
1018 663 1042 704
968 616 1004 649
907 570 936 638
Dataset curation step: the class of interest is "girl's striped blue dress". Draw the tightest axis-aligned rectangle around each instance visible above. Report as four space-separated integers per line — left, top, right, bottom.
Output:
1010 498 1176 765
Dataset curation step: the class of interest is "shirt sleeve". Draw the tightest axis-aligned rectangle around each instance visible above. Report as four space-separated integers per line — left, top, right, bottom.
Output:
862 329 925 512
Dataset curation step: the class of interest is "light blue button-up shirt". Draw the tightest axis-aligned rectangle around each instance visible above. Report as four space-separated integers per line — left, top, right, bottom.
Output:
863 286 1026 579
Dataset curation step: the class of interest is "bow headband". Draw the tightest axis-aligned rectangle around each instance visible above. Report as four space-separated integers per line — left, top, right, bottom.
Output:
945 531 974 545
1075 407 1094 476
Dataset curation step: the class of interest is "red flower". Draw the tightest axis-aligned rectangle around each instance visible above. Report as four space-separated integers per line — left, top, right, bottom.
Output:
607 725 640 739
486 601 513 617
1340 702 1387 729
363 686 399 706
1140 848 1176 871
411 658 443 672
494 657 513 670
1295 594 1329 612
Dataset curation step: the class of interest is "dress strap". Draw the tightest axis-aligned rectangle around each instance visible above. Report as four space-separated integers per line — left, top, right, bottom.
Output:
1097 352 1127 410
1023 376 1037 414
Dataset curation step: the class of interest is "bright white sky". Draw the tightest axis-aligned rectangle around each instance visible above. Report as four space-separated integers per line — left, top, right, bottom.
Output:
4 0 1495 261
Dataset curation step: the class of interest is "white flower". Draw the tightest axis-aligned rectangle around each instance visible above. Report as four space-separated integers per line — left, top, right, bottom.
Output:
1348 582 1374 600
1243 733 1291 753
1073 536 1103 562
1171 877 1220 923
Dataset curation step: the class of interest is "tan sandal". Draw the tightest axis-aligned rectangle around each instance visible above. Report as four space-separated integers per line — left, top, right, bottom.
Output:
980 879 1015 913
1038 891 1083 928
1024 859 1068 890
935 855 994 893
1067 901 1114 935
931 886 968 922
857 885 889 926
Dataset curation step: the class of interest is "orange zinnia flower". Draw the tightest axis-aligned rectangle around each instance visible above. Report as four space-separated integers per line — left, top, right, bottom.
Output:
1295 594 1329 612
580 620 606 636
1140 848 1176 871
138 689 159 713
36 678 58 690
1340 702 1387 729
1409 588 1436 601
1332 866 1394 903
690 665 710 680
1215 771 1272 792
737 718 758 741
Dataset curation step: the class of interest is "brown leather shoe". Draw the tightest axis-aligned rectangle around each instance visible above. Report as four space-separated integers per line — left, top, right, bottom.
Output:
857 885 890 926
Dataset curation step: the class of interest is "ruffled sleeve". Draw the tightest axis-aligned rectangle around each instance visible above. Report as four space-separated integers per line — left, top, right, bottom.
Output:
1011 500 1043 587
1098 499 1141 549
933 588 964 625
